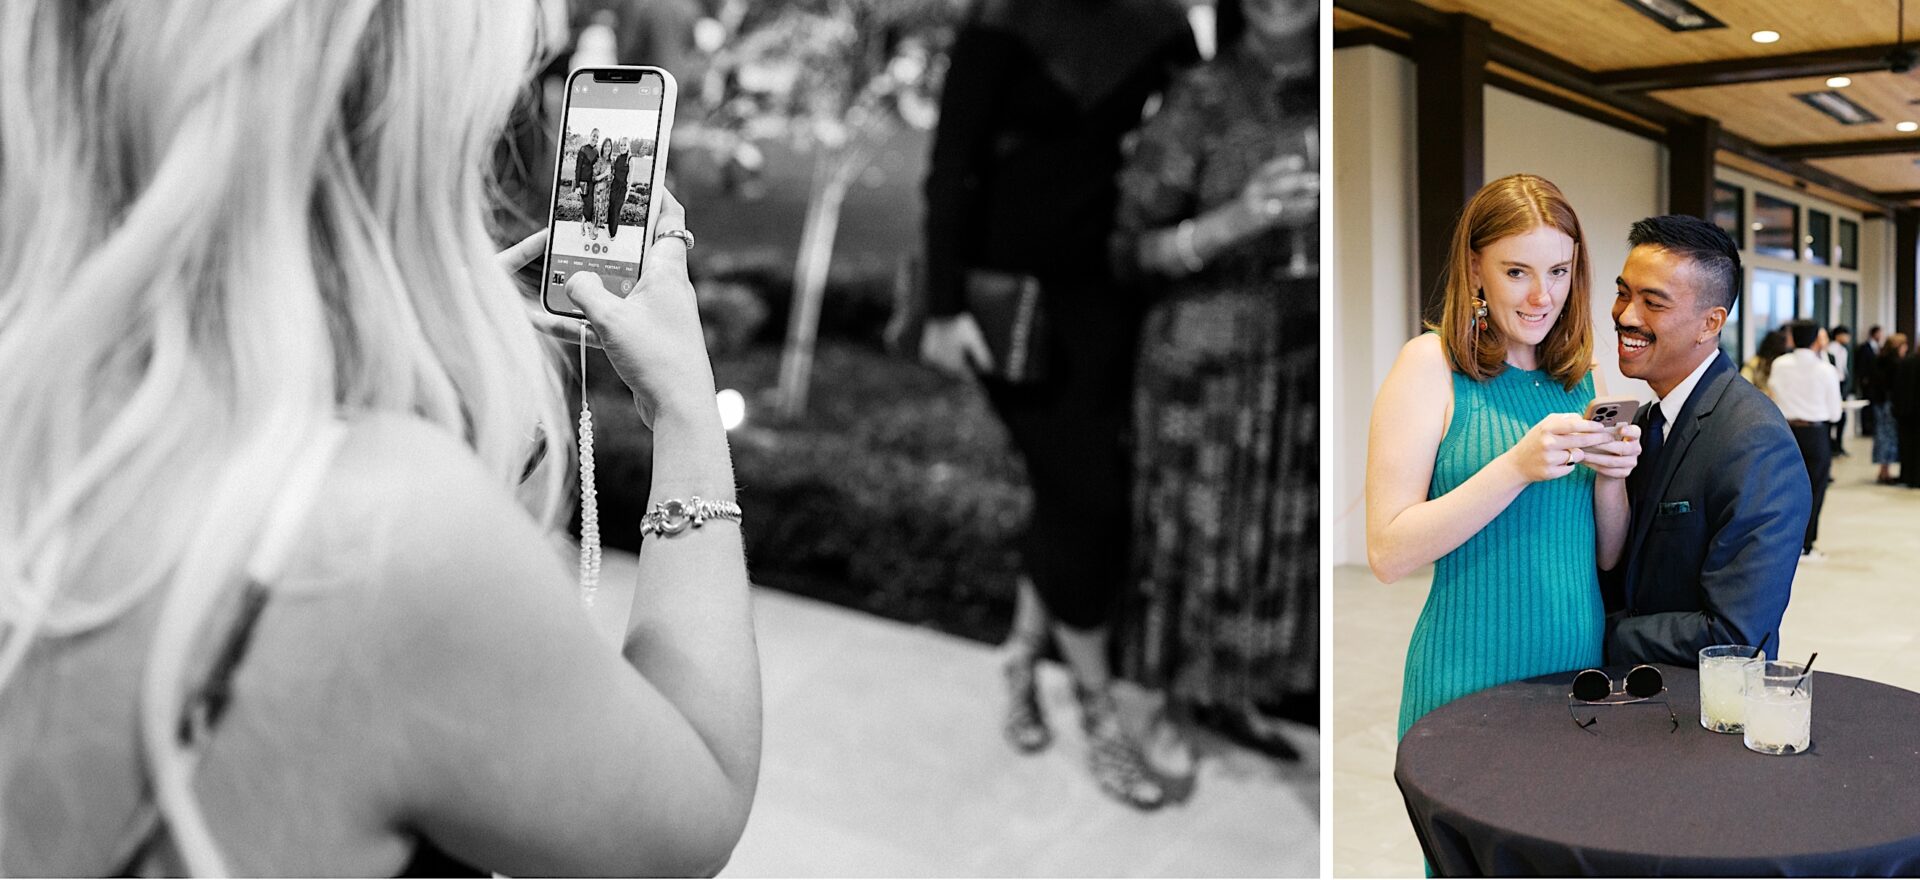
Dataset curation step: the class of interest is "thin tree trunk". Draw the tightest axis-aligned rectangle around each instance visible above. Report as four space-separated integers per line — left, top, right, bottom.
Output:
776 146 864 419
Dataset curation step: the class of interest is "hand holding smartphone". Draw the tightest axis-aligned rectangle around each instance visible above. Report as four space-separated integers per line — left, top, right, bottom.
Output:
1584 395 1641 436
542 66 678 318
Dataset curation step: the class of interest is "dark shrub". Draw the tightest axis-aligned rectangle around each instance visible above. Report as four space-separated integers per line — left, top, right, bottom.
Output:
578 340 1026 643
553 182 649 226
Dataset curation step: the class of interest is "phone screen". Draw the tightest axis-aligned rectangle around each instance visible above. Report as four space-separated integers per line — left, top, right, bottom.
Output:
544 68 668 316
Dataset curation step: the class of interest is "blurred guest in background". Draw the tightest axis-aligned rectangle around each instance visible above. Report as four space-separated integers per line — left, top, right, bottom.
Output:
1894 338 1920 489
1872 332 1907 485
1742 327 1791 396
1110 0 1318 765
1857 324 1884 439
921 0 1198 809
1829 325 1851 457
1767 320 1841 561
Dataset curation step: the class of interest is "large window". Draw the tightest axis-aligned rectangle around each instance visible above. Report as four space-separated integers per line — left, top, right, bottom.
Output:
1751 269 1798 344
1753 193 1799 261
1718 175 1863 373
1807 210 1832 266
1838 218 1859 270
1713 181 1745 249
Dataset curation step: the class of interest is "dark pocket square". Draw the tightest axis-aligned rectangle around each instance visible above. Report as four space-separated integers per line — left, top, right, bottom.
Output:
1657 500 1693 516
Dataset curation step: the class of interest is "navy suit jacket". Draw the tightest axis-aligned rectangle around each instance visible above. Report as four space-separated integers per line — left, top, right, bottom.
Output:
1605 351 1811 666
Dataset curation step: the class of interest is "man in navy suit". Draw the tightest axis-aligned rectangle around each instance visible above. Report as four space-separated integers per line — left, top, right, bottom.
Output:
1605 215 1811 666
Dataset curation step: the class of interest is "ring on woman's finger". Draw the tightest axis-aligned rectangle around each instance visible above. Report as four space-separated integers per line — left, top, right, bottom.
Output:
655 228 695 249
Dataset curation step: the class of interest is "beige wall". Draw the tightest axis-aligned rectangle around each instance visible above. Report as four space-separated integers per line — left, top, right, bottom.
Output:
1862 217 1893 339
1328 46 1417 569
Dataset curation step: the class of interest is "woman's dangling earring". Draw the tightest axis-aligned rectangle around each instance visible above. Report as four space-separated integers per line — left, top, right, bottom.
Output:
1471 292 1489 334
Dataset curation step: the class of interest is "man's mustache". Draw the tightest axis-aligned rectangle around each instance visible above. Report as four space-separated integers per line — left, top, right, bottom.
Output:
1616 323 1656 343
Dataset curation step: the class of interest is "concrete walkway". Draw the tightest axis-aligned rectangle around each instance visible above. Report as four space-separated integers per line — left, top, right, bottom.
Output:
588 550 1319 877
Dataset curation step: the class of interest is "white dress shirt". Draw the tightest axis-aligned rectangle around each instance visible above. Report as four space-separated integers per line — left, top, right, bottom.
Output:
1769 349 1844 423
1829 344 1850 385
1654 349 1720 441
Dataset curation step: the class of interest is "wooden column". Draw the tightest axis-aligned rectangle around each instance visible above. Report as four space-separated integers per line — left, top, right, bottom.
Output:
1415 12 1490 323
1898 208 1919 339
1667 116 1720 221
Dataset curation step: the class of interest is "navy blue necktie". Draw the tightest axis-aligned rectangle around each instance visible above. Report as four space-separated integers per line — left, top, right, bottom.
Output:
1642 404 1667 470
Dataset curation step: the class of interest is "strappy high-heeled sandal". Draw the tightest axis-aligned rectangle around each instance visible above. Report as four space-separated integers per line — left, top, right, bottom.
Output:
1002 651 1052 753
1076 684 1167 810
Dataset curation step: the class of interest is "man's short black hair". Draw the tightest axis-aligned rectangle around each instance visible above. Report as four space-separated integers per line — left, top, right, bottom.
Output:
1832 325 1851 339
1788 319 1820 350
1871 324 1884 336
1627 215 1742 313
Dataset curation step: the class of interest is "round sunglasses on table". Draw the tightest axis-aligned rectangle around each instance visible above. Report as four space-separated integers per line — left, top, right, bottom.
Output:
1567 665 1679 733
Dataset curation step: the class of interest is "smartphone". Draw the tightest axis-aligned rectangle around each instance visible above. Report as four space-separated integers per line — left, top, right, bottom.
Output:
541 66 677 318
1584 395 1641 431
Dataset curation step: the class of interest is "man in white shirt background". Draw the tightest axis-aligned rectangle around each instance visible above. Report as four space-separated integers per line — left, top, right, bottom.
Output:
1828 325 1852 457
1769 319 1844 562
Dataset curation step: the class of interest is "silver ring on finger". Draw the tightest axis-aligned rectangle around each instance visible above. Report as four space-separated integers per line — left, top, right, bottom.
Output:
655 228 695 250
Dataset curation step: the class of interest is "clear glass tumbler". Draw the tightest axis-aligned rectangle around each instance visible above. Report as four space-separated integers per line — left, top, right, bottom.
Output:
1698 645 1761 733
1743 661 1812 755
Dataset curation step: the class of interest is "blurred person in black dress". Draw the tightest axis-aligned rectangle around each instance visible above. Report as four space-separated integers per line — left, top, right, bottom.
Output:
607 139 634 240
1893 340 1920 488
1111 0 1317 766
920 0 1197 809
1857 325 1883 437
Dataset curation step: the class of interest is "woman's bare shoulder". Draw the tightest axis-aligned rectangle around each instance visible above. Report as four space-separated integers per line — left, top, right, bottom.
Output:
334 411 562 568
1399 331 1447 367
1388 332 1454 390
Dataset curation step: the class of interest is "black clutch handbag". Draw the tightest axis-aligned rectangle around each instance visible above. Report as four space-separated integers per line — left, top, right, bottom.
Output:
963 269 1049 384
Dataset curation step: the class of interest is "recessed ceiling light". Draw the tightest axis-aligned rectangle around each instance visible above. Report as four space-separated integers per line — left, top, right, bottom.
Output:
1752 30 1781 43
1751 221 1764 231
1828 76 1853 88
1616 0 1725 32
1797 91 1880 125
1900 121 1919 132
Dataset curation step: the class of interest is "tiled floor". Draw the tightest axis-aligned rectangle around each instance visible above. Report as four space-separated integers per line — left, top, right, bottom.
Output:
586 553 1320 877
1331 449 1920 877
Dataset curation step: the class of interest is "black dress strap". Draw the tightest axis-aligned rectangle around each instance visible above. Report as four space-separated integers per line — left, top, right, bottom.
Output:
107 581 273 876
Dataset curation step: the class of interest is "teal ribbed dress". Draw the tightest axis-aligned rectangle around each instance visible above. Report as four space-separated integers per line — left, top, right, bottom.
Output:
1396 364 1605 739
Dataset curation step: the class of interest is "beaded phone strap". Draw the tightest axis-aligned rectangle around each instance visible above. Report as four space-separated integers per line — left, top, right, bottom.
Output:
577 329 601 606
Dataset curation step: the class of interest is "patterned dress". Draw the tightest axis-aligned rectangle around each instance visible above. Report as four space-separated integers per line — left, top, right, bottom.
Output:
1111 45 1317 713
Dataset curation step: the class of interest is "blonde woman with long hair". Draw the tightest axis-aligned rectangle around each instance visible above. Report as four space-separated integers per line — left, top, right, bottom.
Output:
0 0 757 875
1364 174 1642 739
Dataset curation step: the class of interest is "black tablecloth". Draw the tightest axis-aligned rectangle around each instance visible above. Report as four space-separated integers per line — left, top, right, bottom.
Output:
1396 664 1920 876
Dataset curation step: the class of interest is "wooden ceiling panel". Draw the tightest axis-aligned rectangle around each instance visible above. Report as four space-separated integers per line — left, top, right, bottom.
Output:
1654 71 1920 146
1807 153 1920 195
1413 0 1920 73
